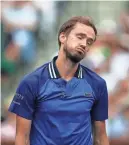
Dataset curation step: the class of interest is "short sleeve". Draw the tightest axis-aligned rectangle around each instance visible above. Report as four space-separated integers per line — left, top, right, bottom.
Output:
8 78 37 120
91 80 108 121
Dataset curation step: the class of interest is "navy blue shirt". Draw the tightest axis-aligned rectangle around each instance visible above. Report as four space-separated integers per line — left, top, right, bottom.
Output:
9 56 108 145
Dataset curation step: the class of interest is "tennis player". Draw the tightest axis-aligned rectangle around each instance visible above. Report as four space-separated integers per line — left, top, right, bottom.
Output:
9 16 109 145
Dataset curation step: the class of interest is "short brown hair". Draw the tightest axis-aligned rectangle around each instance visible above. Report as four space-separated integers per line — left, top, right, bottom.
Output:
58 16 97 46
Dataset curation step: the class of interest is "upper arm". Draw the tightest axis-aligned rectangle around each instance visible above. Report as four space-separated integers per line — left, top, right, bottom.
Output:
93 121 107 137
15 115 32 145
93 121 109 145
16 115 32 137
8 77 38 120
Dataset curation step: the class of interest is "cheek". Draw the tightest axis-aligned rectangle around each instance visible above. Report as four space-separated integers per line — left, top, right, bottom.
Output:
66 37 78 49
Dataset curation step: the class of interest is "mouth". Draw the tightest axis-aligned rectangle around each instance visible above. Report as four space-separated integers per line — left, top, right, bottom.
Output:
76 47 85 54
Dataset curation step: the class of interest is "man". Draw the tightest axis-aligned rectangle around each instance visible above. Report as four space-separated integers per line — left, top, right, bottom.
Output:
9 16 109 145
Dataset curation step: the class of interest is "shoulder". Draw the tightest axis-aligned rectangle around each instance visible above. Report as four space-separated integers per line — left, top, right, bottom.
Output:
19 62 50 88
82 65 106 84
81 65 107 97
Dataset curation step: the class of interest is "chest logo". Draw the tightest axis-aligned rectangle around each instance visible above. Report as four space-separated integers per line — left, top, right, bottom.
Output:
85 92 92 97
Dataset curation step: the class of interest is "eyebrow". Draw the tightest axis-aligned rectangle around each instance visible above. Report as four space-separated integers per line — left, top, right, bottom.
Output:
76 33 95 42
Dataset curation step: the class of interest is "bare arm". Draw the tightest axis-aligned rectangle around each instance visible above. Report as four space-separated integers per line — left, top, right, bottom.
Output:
15 115 32 145
93 121 109 145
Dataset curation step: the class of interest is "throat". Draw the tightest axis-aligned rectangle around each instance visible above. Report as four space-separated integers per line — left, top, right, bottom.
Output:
62 76 74 82
56 57 79 80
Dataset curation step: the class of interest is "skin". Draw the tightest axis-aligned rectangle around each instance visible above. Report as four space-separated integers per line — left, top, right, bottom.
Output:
93 121 109 145
15 115 31 145
15 22 109 145
56 23 95 81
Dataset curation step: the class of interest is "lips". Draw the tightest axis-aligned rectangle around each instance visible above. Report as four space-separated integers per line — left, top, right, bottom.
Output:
76 47 85 54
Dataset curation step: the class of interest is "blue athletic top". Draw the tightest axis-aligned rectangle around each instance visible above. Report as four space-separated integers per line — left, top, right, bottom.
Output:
9 56 108 145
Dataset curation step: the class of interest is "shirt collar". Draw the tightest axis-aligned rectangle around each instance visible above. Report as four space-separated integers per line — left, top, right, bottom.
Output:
48 56 83 79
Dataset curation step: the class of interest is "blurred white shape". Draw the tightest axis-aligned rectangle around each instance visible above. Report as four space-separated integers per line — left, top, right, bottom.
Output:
33 1 57 33
98 19 117 34
13 30 30 47
1 124 15 140
101 72 119 94
110 51 129 80
3 3 37 27
101 51 129 94
106 115 129 138
87 48 106 68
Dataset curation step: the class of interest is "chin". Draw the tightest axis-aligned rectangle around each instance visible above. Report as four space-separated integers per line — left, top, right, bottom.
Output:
64 46 85 63
69 54 84 63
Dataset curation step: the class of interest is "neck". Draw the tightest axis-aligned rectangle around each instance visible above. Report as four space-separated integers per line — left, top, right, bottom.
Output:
56 50 79 81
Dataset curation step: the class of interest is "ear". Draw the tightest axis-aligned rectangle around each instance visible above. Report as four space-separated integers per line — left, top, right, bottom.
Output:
59 32 67 45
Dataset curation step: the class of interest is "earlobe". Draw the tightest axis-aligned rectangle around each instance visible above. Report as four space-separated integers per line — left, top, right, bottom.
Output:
59 33 66 44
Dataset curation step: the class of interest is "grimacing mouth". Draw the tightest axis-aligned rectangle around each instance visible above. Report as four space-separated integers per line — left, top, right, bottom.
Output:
76 47 86 54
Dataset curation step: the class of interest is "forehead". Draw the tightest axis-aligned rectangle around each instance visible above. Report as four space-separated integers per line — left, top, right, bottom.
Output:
70 22 95 39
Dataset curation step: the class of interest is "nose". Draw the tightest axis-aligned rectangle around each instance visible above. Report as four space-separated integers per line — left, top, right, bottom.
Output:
80 43 86 49
80 40 87 50
80 40 89 52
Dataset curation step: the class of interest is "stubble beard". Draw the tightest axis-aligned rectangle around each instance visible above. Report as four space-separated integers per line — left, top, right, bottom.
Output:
63 44 85 63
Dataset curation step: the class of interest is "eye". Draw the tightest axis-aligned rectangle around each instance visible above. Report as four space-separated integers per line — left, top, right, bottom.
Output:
77 35 83 40
87 39 93 46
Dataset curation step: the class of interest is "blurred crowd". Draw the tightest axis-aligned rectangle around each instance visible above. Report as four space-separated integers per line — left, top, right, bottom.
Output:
1 1 38 79
1 1 129 145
